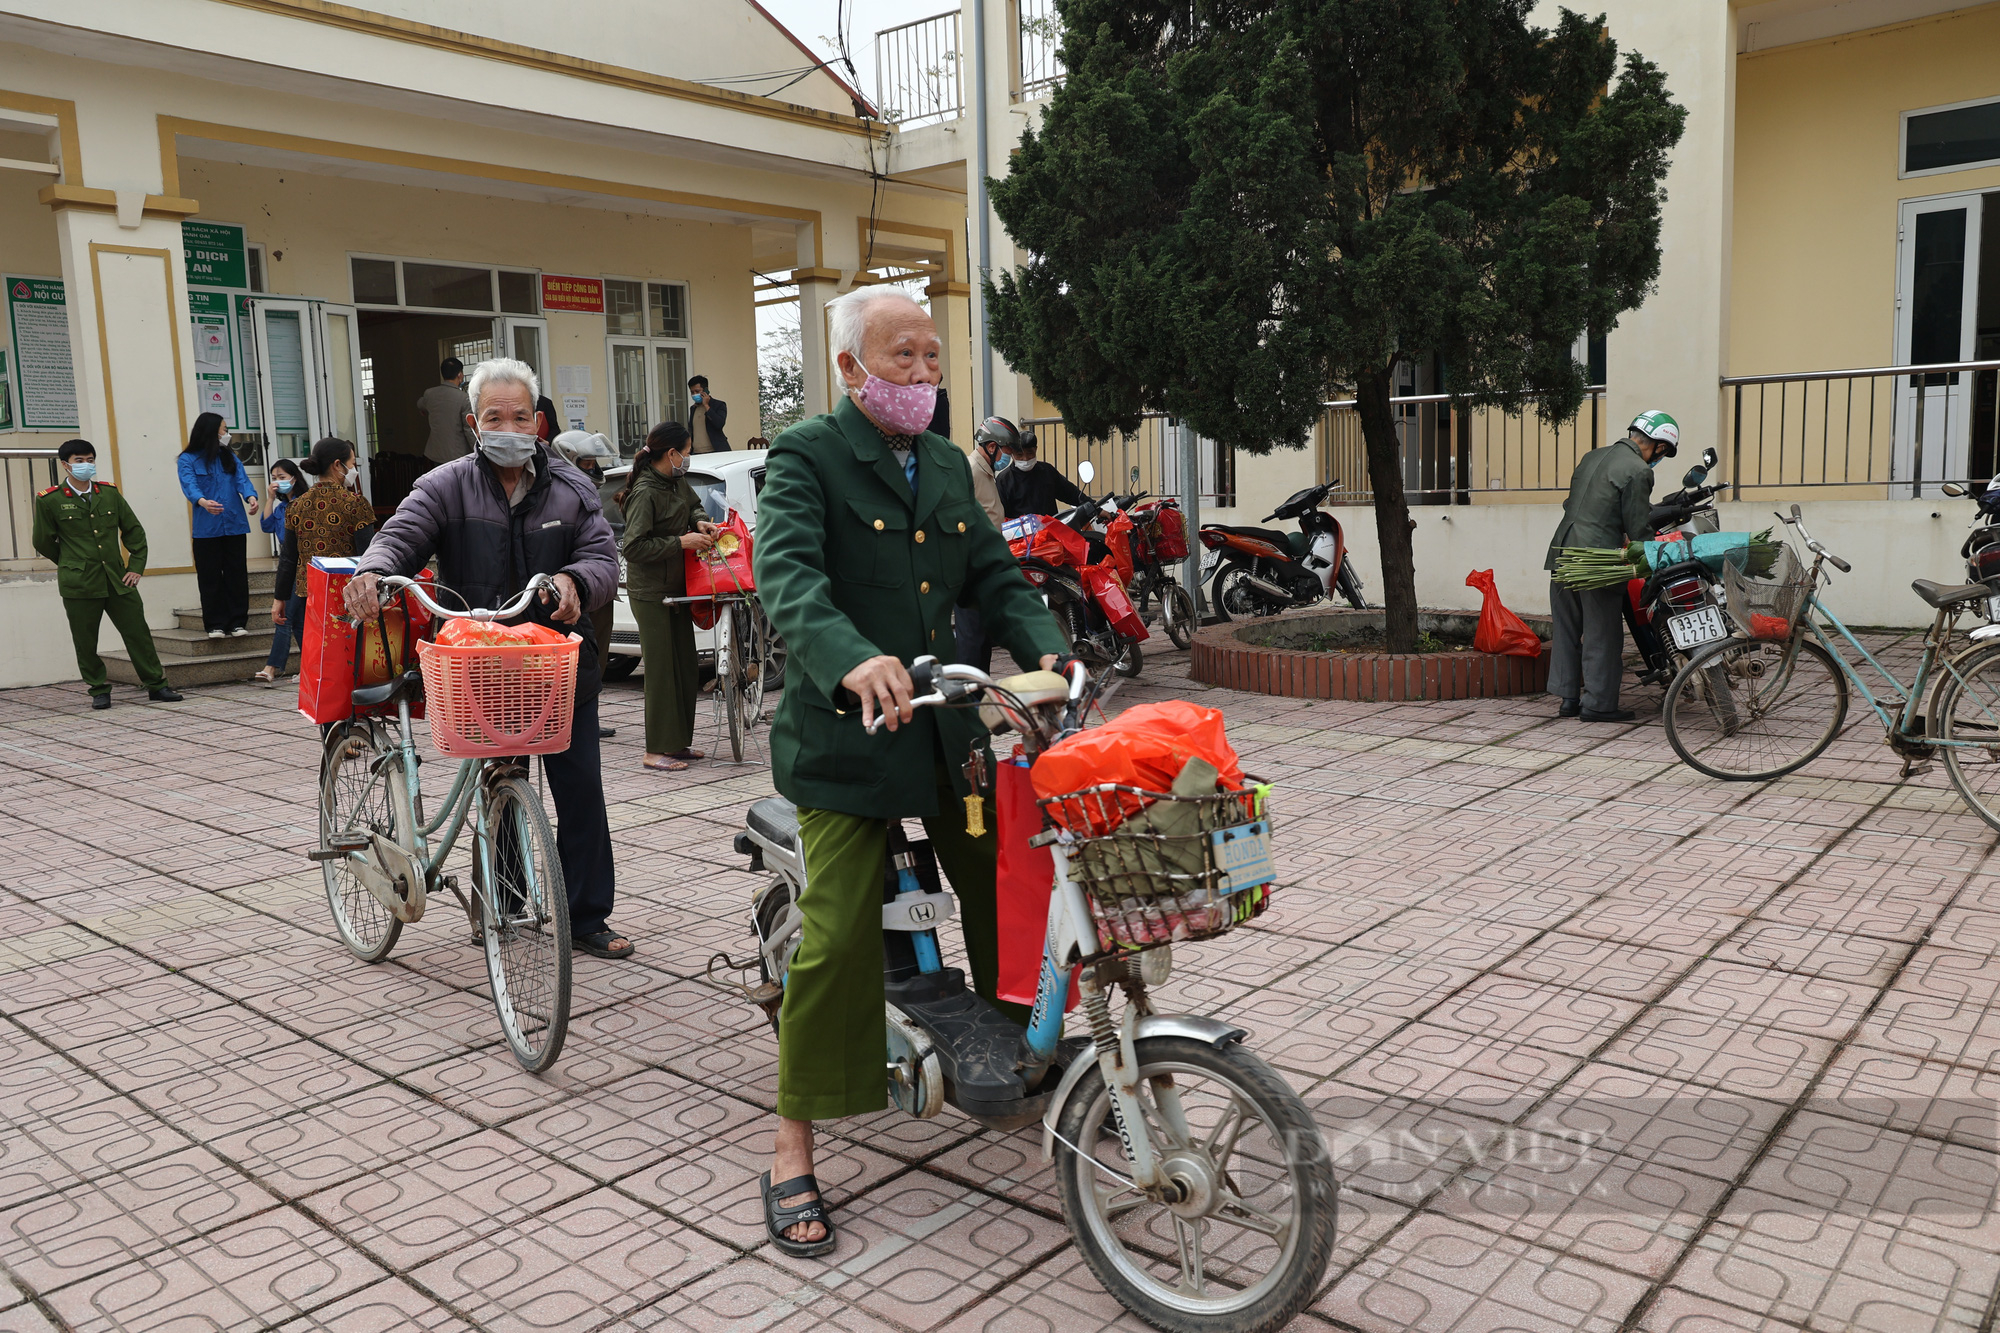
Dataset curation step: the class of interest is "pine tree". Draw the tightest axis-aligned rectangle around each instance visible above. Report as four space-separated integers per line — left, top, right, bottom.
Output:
987 0 1686 651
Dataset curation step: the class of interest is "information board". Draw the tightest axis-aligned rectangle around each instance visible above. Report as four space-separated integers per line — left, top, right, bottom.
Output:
542 275 604 313
183 221 249 291
0 349 13 432
5 276 77 431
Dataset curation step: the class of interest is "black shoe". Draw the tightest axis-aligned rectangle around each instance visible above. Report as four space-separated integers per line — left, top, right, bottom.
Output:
147 687 185 702
1557 698 1581 718
599 726 616 739
1580 708 1636 723
90 694 111 711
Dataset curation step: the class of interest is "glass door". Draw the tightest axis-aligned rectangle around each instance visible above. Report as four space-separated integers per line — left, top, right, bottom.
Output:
317 304 367 495
498 316 548 387
250 299 324 470
609 339 650 458
1896 192 1985 495
655 344 690 443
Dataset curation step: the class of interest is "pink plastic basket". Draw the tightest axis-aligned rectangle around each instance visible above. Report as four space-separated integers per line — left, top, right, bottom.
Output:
415 634 580 757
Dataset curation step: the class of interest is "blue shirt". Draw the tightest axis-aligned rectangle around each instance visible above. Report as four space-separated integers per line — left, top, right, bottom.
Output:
260 496 288 535
177 449 257 538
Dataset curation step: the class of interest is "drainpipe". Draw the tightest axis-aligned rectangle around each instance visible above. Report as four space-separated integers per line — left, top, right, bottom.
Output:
971 0 994 419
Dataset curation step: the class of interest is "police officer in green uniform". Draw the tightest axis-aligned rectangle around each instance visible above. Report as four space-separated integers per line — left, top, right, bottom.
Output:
31 439 183 709
750 288 1070 1256
1545 410 1677 722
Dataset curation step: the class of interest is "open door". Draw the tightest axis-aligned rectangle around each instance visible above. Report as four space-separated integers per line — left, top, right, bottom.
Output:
1895 192 1986 496
498 315 548 398
317 303 367 492
250 298 370 491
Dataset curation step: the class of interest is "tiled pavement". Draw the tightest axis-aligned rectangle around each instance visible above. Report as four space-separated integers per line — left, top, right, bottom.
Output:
2 632 1998 1332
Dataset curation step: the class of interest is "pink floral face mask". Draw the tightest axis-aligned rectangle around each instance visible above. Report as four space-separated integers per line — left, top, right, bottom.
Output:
854 373 938 435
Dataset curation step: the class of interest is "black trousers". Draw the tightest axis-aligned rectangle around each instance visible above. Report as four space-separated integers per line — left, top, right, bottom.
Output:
191 534 249 632
953 603 994 675
540 691 617 937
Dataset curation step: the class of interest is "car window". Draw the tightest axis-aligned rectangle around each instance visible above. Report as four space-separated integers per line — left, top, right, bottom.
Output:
687 473 729 524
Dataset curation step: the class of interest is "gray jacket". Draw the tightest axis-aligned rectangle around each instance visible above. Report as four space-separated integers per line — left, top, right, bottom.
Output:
1545 438 1656 571
358 443 619 694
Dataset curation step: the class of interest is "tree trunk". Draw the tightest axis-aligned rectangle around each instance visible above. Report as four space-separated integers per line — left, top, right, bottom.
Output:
1357 366 1419 654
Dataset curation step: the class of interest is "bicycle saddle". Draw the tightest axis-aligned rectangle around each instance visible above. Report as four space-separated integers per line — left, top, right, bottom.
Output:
747 797 801 852
1912 578 1992 609
978 670 1068 734
351 668 422 709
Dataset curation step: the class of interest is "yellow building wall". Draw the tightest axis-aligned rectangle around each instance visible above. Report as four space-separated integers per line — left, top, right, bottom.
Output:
1732 5 2000 376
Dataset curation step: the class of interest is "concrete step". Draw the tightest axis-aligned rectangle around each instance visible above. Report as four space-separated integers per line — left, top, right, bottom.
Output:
174 606 276 633
103 641 295 689
151 625 280 657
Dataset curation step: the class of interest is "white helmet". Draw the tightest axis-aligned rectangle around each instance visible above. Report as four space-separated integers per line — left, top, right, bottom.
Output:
1628 410 1679 457
553 431 615 468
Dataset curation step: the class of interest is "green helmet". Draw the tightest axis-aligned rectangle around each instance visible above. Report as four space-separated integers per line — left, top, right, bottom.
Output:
1629 410 1679 457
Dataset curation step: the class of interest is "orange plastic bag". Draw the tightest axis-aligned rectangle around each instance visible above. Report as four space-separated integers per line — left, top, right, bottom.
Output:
1466 569 1543 657
1011 519 1089 569
685 512 754 629
1106 511 1136 583
1031 700 1243 833
1082 563 1149 641
434 618 572 648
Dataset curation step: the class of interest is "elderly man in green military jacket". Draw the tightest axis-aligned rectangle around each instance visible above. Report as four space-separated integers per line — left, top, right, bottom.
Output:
31 439 182 709
1545 411 1679 722
750 286 1070 1255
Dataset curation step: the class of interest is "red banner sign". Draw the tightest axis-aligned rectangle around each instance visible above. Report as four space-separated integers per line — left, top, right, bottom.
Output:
541 274 604 313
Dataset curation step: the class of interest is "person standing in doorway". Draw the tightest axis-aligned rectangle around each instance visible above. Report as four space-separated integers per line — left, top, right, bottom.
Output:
252 457 308 683
420 358 478 464
33 440 183 709
178 412 259 638
687 375 730 453
619 422 717 772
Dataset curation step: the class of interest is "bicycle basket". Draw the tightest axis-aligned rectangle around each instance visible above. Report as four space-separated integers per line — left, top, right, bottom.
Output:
1724 542 1812 641
415 634 580 757
1038 784 1275 953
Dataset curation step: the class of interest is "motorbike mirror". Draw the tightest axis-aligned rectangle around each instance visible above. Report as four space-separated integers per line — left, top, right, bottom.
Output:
1942 482 1969 498
1077 460 1095 485
1681 465 1708 487
1129 464 1141 488
1702 447 1718 470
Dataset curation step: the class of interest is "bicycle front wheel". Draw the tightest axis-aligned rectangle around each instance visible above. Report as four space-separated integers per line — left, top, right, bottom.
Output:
722 604 747 762
1932 645 2000 834
1663 636 1848 781
319 720 404 962
1162 584 1196 650
736 600 768 726
477 775 571 1072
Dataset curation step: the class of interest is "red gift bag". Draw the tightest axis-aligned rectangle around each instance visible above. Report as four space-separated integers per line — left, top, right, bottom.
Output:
298 559 434 723
1466 569 1543 657
1150 504 1188 560
684 512 754 630
994 759 1076 1012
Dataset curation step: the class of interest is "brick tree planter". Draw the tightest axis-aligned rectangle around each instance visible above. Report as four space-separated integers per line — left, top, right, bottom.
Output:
1190 607 1553 702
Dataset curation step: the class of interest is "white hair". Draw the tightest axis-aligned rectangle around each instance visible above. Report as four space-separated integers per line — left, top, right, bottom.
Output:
826 286 928 382
466 357 541 418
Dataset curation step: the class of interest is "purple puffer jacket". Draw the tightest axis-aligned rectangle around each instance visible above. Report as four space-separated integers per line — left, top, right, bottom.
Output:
357 443 619 696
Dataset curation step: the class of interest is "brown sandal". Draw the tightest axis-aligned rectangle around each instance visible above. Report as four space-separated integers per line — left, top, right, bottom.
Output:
666 749 706 762
642 757 688 772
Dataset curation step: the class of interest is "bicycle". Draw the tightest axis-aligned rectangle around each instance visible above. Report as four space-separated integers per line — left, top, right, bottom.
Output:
1662 504 2000 831
312 572 575 1071
670 588 779 762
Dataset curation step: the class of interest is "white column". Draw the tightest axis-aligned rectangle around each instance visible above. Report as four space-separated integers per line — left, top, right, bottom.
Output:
795 268 840 419
926 279 974 442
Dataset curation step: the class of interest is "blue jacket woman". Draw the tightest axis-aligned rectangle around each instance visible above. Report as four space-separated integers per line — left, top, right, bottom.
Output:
177 412 260 635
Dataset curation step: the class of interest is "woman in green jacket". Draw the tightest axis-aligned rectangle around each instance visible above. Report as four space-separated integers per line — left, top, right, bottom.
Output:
619 422 717 771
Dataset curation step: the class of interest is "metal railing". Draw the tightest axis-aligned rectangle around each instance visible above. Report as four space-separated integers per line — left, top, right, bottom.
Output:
873 10 962 126
1723 359 2000 499
1 447 59 566
1018 0 1065 99
1018 413 1234 506
1319 389 1606 504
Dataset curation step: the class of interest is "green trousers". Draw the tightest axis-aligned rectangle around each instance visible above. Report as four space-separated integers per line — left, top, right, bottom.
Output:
631 598 697 754
777 766 1019 1121
65 590 166 694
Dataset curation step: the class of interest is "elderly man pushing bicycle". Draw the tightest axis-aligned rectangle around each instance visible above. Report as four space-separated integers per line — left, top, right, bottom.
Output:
343 359 630 960
751 287 1072 1255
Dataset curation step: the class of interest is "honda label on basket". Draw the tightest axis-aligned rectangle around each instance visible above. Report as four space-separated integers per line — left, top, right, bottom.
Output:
1667 606 1729 651
1213 820 1276 893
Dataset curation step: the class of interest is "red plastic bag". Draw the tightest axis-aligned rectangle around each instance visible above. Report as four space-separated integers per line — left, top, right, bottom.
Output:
1082 562 1149 641
994 759 1078 1012
1011 519 1088 568
1106 512 1136 584
1466 569 1542 657
1150 504 1188 560
1031 700 1242 833
297 559 433 723
685 511 754 629
434 618 571 648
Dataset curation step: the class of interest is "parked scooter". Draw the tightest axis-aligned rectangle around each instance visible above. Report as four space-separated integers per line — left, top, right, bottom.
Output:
1011 461 1150 678
727 657 1337 1331
1198 480 1366 621
1938 478 2000 623
1625 447 1732 686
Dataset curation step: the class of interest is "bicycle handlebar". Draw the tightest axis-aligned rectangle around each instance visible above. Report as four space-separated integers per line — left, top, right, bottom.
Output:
1776 506 1852 574
376 571 555 622
862 656 1091 735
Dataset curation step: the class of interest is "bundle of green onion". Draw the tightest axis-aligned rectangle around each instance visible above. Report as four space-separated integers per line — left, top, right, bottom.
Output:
1553 529 1782 590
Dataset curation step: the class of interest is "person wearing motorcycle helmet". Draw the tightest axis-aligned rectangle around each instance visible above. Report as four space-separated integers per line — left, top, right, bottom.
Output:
1544 410 1677 723
554 430 622 739
968 417 1016 529
994 428 1085 520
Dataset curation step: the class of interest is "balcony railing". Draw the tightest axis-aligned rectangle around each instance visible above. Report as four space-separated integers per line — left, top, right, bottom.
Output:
1723 359 2000 499
1318 390 1606 505
1018 413 1234 507
873 10 962 126
1018 0 1065 99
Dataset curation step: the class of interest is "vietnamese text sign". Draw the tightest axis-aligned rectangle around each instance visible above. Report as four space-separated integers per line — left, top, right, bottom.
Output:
192 314 236 427
541 275 604 313
183 221 249 291
5 276 78 431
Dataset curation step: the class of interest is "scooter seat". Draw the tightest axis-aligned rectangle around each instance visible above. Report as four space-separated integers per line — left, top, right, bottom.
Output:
1214 524 1294 552
747 797 801 852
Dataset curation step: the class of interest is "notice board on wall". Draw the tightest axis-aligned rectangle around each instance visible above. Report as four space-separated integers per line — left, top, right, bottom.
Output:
5 276 78 432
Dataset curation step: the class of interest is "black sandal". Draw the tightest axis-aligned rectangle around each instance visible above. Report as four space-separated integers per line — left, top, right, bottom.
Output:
761 1170 835 1257
574 930 635 960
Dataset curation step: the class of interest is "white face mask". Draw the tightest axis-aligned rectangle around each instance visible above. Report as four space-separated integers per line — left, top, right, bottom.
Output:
479 431 538 468
342 465 360 488
1014 456 1038 471
219 430 232 448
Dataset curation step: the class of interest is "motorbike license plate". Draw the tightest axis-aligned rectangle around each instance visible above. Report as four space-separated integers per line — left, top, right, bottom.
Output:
1667 606 1728 651
1213 821 1276 892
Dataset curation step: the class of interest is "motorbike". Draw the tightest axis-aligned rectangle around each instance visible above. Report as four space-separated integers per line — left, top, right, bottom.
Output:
1008 460 1150 678
1623 447 1733 687
1198 480 1367 621
726 657 1338 1331
1089 492 1197 649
